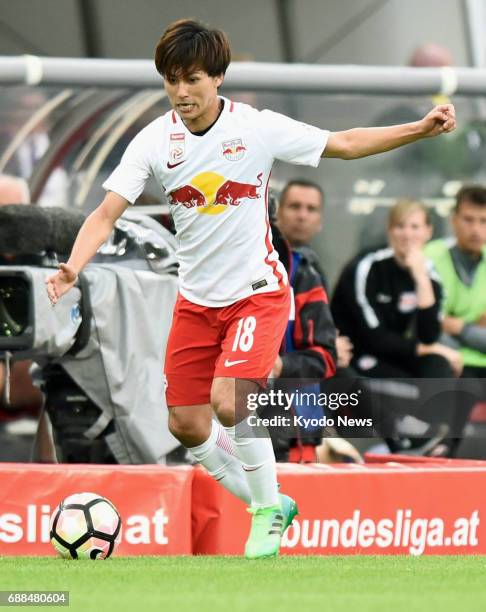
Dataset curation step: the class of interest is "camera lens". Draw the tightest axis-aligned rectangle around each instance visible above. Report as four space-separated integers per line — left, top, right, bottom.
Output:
0 277 29 337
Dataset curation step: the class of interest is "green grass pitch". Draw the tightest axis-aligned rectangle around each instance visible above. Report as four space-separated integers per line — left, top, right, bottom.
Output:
1 556 485 612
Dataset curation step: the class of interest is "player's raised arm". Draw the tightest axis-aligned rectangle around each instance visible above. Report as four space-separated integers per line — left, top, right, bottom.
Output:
45 191 129 305
322 103 456 160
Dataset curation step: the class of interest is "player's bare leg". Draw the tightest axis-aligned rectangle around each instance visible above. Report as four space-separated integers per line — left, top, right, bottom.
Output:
212 376 298 558
168 404 212 447
168 404 250 503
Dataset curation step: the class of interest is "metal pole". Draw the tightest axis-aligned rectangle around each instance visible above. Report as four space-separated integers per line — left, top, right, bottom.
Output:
463 0 485 67
77 0 103 58
275 0 296 63
2 56 486 95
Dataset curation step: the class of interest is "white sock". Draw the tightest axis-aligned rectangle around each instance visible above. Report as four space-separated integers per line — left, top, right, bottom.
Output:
188 420 251 504
225 424 279 508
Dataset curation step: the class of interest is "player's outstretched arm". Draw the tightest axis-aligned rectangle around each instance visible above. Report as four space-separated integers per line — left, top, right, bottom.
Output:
322 104 456 160
45 191 129 305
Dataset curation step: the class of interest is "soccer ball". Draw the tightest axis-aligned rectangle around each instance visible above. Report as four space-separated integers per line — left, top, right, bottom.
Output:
50 492 122 560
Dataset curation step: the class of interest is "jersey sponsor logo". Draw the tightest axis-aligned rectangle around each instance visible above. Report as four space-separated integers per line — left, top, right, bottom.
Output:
224 358 248 367
168 171 263 215
251 279 268 291
398 291 417 313
169 133 185 165
221 138 247 161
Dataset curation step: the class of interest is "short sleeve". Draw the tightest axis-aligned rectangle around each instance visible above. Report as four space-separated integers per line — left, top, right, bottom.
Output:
258 109 329 167
102 130 152 205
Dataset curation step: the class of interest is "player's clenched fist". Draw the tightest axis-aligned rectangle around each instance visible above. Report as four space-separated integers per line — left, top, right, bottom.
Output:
45 263 78 305
419 104 456 137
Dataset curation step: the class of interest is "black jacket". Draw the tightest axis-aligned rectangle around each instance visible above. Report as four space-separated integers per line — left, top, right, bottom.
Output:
331 247 442 362
272 226 336 378
267 227 337 459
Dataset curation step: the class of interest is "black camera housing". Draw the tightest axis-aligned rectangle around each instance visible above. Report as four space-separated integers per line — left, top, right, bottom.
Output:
0 269 35 351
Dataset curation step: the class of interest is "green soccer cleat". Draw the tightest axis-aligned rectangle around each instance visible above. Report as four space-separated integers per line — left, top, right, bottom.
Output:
244 494 299 559
279 493 299 534
245 505 284 559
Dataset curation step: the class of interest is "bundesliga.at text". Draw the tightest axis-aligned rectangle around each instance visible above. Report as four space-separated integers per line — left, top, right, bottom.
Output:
0 505 479 555
282 509 480 556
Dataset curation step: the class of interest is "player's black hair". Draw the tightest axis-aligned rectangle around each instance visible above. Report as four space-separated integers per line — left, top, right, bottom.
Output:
155 19 231 79
455 185 486 213
279 179 324 208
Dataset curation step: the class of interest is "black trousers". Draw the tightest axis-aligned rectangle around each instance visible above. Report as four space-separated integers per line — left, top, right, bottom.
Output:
352 353 453 378
351 355 483 455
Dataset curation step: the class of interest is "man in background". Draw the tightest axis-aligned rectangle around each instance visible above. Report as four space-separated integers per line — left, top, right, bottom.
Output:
276 179 353 372
426 185 486 377
425 185 486 454
271 179 358 462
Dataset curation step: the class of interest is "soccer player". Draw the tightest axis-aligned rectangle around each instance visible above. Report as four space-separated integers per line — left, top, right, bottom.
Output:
46 19 456 558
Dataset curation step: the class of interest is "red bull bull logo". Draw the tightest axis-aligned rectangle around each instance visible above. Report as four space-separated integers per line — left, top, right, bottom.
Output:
221 138 247 161
169 172 263 216
168 184 206 209
214 173 262 207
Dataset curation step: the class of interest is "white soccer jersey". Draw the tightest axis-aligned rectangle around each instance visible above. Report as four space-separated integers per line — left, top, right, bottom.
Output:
103 97 329 307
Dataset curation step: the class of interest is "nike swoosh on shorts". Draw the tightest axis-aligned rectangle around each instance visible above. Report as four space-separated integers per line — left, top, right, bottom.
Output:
224 359 248 367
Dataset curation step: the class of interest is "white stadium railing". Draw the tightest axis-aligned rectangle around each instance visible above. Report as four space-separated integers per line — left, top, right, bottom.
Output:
0 56 486 95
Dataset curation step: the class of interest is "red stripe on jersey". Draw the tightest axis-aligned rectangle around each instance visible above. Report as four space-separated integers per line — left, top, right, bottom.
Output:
172 110 177 124
263 173 284 287
229 100 234 112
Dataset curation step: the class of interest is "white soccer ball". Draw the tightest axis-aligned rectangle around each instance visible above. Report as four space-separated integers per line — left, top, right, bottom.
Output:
50 492 122 560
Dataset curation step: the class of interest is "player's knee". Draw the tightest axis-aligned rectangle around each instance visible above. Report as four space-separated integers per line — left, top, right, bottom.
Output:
212 397 235 427
168 410 193 441
168 408 211 446
211 382 236 425
168 412 181 438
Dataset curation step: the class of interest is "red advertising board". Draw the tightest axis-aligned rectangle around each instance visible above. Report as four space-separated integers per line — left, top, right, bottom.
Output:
192 463 486 556
0 463 193 556
1 461 486 556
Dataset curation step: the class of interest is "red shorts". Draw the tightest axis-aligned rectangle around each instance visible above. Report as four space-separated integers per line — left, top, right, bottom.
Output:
165 287 290 406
